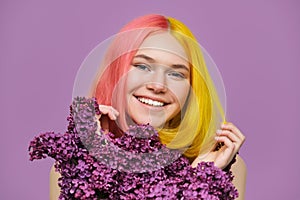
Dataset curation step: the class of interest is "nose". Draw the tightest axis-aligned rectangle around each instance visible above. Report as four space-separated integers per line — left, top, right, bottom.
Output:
146 82 167 93
146 73 167 93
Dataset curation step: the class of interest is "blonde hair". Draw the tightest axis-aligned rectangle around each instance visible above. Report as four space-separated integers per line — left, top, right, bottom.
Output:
159 17 225 159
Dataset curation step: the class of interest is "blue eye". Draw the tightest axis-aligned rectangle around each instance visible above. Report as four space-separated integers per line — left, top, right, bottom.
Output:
168 71 185 79
133 64 151 72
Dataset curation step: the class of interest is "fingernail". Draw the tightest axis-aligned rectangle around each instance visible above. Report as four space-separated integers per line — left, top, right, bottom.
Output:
216 129 222 134
215 136 219 141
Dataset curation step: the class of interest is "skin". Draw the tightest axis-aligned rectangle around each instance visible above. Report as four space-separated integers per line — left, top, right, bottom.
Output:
49 32 247 199
126 48 190 128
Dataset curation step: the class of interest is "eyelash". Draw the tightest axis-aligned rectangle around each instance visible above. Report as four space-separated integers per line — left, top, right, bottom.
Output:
133 63 187 80
168 71 185 79
133 64 151 72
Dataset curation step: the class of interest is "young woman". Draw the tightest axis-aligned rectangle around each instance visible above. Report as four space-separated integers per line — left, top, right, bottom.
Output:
49 14 246 199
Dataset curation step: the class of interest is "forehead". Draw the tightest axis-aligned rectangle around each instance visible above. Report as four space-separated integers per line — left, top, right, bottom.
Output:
138 32 188 61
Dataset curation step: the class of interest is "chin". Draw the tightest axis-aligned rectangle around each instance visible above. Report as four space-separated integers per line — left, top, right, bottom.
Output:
130 116 166 128
126 95 179 129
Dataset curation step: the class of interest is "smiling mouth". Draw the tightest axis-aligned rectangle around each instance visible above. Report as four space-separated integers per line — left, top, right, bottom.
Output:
135 96 167 107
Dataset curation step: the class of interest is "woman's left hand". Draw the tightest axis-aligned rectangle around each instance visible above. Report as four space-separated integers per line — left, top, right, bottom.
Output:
192 122 246 169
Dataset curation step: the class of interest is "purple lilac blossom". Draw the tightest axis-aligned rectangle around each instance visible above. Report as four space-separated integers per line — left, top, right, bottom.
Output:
29 97 238 199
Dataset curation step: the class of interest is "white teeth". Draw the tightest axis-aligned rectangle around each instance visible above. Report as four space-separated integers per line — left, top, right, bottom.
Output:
137 97 164 107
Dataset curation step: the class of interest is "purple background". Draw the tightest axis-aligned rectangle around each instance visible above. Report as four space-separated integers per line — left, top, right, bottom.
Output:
1 1 299 199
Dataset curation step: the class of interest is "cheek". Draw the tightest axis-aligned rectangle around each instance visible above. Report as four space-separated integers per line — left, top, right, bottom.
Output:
125 70 144 93
169 81 191 106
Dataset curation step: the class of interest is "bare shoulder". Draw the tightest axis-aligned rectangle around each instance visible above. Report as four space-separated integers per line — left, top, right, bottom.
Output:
232 154 247 173
49 163 61 200
231 155 247 200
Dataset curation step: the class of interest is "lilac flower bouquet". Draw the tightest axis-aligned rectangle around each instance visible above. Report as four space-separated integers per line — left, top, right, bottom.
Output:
29 97 238 199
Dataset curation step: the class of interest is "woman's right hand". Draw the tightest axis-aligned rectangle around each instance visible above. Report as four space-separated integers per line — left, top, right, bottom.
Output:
96 105 119 134
191 122 245 170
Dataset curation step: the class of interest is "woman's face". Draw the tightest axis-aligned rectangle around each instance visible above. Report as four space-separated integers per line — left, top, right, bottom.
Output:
125 32 191 128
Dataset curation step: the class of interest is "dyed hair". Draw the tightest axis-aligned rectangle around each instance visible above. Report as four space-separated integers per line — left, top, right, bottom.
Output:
91 14 225 160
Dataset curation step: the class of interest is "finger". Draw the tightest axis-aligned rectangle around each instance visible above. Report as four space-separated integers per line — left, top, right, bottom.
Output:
104 106 119 116
214 136 236 169
216 133 243 155
100 105 119 115
221 122 245 142
216 129 240 143
99 105 119 120
107 111 117 120
112 108 119 116
215 136 236 153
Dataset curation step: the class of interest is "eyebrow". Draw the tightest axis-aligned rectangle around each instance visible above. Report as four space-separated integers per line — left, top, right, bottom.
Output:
134 54 155 62
133 54 190 72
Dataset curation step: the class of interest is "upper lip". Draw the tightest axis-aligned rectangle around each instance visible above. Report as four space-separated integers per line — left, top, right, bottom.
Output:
134 95 170 104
